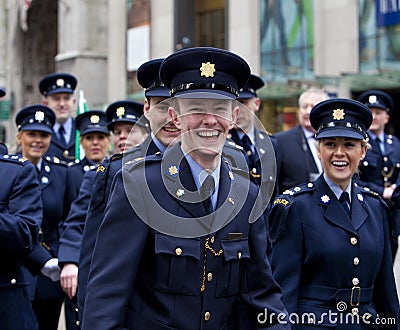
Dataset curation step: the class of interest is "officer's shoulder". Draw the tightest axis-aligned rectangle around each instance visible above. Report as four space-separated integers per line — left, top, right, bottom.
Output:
0 154 29 166
224 139 243 151
124 151 162 169
387 134 400 144
45 155 67 167
356 184 385 203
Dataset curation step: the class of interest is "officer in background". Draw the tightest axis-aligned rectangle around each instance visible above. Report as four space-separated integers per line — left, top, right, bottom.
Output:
269 98 399 328
40 73 78 162
15 104 67 330
106 100 149 153
76 58 173 320
0 88 43 330
66 110 111 205
82 47 288 329
357 89 400 257
274 87 329 192
59 100 148 327
228 74 279 199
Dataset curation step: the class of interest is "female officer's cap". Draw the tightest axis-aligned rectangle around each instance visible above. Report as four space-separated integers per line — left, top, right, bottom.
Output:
15 104 55 135
310 98 372 140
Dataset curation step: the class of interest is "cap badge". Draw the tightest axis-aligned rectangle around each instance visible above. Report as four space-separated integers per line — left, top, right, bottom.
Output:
168 165 179 177
56 79 64 87
35 111 45 122
90 115 100 124
368 95 377 104
116 107 125 118
200 62 216 78
332 108 345 120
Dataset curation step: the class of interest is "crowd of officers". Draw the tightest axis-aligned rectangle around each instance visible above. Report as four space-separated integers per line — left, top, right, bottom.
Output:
1 46 400 330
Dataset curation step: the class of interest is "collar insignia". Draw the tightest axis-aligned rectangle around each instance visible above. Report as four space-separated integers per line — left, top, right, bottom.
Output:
332 109 345 120
176 189 185 197
357 193 364 202
200 62 215 78
168 165 179 177
320 195 330 204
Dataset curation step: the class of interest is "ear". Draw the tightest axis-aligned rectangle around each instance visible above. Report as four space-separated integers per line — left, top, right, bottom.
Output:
254 97 261 112
168 107 181 130
360 145 367 160
228 106 240 130
143 99 151 119
42 99 49 106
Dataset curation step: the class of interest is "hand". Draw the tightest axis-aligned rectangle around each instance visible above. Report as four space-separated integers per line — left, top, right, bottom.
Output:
383 184 396 201
60 263 78 299
41 258 61 282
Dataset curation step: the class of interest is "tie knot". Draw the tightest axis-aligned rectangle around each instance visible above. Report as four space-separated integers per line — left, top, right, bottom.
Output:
58 125 65 134
339 191 350 203
201 175 215 198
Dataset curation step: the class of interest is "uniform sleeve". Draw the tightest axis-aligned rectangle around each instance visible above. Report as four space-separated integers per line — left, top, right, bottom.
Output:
82 169 149 330
0 163 42 259
270 200 303 315
59 170 96 265
238 214 290 329
372 202 399 327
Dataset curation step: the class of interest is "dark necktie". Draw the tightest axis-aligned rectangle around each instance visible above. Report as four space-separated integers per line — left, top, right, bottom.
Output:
58 125 67 147
339 192 351 218
241 134 255 167
375 137 383 156
201 175 215 214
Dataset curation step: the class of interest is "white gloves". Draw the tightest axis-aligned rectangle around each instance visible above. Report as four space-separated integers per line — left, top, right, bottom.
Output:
41 258 61 282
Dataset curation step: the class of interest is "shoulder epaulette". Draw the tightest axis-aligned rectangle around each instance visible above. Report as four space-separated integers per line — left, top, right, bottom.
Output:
1 154 27 165
226 140 243 150
45 156 67 166
281 182 316 197
124 153 161 167
110 153 123 162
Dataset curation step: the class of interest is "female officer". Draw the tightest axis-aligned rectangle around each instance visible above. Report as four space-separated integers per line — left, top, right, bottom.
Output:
269 98 399 329
16 104 68 330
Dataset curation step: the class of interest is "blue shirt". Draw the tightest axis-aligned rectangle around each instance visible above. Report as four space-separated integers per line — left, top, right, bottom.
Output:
183 149 220 210
324 173 352 206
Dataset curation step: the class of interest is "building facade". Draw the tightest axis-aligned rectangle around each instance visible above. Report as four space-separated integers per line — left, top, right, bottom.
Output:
1 0 400 150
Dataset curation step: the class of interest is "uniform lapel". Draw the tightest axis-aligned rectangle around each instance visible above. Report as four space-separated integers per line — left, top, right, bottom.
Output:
351 186 368 230
316 177 357 234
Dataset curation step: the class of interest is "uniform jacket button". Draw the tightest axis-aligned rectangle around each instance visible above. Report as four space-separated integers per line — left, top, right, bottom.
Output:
10 278 16 284
175 247 182 256
353 257 360 266
204 311 211 321
207 272 213 282
352 277 359 286
350 237 358 245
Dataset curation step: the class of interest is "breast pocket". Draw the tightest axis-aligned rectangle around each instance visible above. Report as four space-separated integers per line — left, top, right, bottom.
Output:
216 238 250 297
153 233 201 295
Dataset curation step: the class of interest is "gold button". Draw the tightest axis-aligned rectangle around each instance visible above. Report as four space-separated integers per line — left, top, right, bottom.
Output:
237 251 242 259
352 277 359 286
352 307 358 315
383 157 388 162
350 237 358 245
207 272 213 282
204 311 211 321
383 166 388 172
210 236 215 244
175 247 182 256
10 279 16 284
353 257 359 266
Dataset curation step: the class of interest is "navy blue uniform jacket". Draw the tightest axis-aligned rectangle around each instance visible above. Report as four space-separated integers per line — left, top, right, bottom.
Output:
82 143 288 330
47 120 76 162
0 156 43 329
24 157 68 300
269 176 399 329
274 126 319 193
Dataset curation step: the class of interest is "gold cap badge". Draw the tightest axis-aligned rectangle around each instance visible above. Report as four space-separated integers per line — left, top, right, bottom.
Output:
200 62 216 78
56 79 64 87
35 111 45 122
116 107 125 118
332 108 345 120
90 115 100 124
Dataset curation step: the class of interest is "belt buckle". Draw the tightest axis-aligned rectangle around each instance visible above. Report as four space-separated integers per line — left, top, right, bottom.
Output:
350 286 361 306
